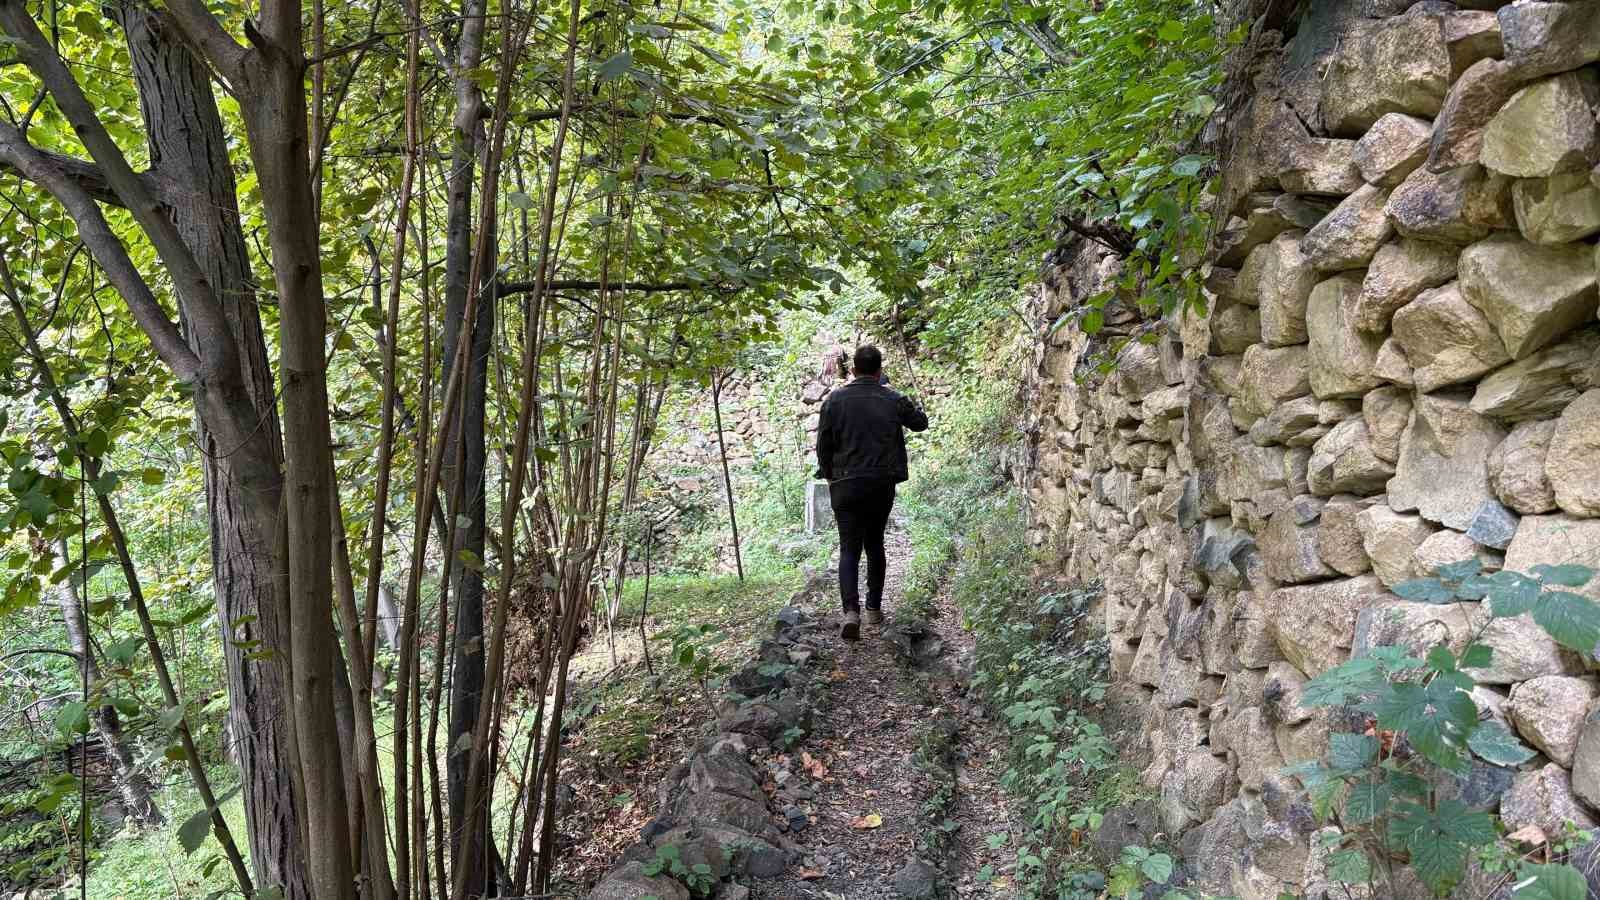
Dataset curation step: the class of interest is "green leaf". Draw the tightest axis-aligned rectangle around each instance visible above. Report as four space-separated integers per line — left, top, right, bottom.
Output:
1459 643 1493 669
1392 577 1456 603
178 808 211 854
1389 800 1492 893
140 467 166 485
1329 732 1377 771
1156 19 1184 41
105 636 143 664
1437 558 1484 582
1486 570 1542 617
1467 720 1537 766
1327 849 1371 884
1512 863 1589 900
1532 564 1594 588
1371 681 1475 773
1139 852 1173 885
1343 779 1390 825
1169 155 1207 177
1425 644 1457 674
1081 309 1103 335
56 701 90 738
597 50 633 83
1301 655 1391 707
1532 590 1600 654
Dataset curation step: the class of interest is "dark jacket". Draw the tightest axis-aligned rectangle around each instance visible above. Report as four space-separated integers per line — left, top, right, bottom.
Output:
815 376 929 483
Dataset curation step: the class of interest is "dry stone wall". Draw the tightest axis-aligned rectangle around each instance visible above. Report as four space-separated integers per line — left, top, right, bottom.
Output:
1018 2 1600 896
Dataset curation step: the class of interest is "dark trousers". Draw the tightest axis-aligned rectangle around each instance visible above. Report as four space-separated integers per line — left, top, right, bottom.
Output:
829 478 896 612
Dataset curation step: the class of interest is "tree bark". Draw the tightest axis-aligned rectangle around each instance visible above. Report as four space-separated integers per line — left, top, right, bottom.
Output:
441 0 493 889
115 9 314 894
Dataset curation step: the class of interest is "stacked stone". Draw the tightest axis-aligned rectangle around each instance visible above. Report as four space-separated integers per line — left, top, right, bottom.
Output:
1020 3 1600 897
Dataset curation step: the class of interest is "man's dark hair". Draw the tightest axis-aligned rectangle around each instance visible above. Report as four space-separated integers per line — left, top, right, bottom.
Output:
852 344 883 376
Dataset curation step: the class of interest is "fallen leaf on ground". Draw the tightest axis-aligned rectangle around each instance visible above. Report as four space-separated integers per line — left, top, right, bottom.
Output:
1507 824 1547 846
850 812 883 829
801 751 828 778
798 867 826 880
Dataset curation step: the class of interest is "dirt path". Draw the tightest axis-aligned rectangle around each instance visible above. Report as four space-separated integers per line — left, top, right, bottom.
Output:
753 517 1019 899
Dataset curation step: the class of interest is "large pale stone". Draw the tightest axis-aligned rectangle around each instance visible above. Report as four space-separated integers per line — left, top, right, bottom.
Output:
1353 600 1475 662
1115 342 1165 399
1548 389 1600 517
1254 232 1317 346
1321 14 1452 135
1458 234 1598 359
1386 163 1515 244
1279 139 1363 196
1498 1 1600 80
1514 170 1600 245
1356 239 1459 333
1444 11 1501 77
1427 58 1526 172
1490 420 1559 514
1215 194 1333 267
1388 393 1508 530
1482 70 1600 179
1572 709 1600 812
1302 185 1394 273
1263 496 1335 585
1392 282 1512 393
1307 419 1395 496
1468 610 1581 685
1272 575 1390 677
1209 303 1261 355
1507 675 1599 767
1359 506 1437 588
1472 329 1600 421
1308 274 1386 399
1264 661 1313 726
1364 386 1413 464
1412 530 1501 583
1504 514 1600 602
1248 396 1319 447
1239 343 1311 418
1318 495 1377 576
1501 765 1598 837
1373 338 1415 388
1355 113 1432 187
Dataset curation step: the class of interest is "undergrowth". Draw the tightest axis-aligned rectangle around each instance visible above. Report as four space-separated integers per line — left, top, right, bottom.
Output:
904 447 1152 898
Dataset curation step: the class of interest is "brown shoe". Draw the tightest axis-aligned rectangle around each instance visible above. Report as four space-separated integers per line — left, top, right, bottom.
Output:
841 610 861 640
864 608 884 626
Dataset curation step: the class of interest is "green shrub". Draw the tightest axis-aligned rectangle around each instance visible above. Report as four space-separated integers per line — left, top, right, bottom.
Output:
1293 559 1599 898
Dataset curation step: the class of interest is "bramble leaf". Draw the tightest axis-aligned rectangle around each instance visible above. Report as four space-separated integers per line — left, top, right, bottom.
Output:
1532 590 1600 655
1468 720 1537 767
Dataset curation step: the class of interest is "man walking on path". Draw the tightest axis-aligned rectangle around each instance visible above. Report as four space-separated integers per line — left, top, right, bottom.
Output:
815 345 929 639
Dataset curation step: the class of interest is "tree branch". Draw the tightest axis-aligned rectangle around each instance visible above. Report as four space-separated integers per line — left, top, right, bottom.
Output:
0 124 203 384
496 278 712 295
0 147 146 207
0 0 238 380
159 0 248 84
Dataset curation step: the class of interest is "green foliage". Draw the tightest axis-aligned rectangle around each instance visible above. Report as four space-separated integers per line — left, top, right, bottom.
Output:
640 843 717 897
1293 559 1598 897
1106 845 1175 898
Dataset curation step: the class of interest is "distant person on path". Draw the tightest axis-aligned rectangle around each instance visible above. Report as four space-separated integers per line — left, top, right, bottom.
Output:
815 344 929 639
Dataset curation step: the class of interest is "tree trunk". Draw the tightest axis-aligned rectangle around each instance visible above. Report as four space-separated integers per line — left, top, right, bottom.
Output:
116 8 312 894
442 0 493 889
232 26 358 896
52 538 163 828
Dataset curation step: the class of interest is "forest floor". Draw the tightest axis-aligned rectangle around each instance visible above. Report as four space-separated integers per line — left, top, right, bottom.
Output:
751 520 1021 900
